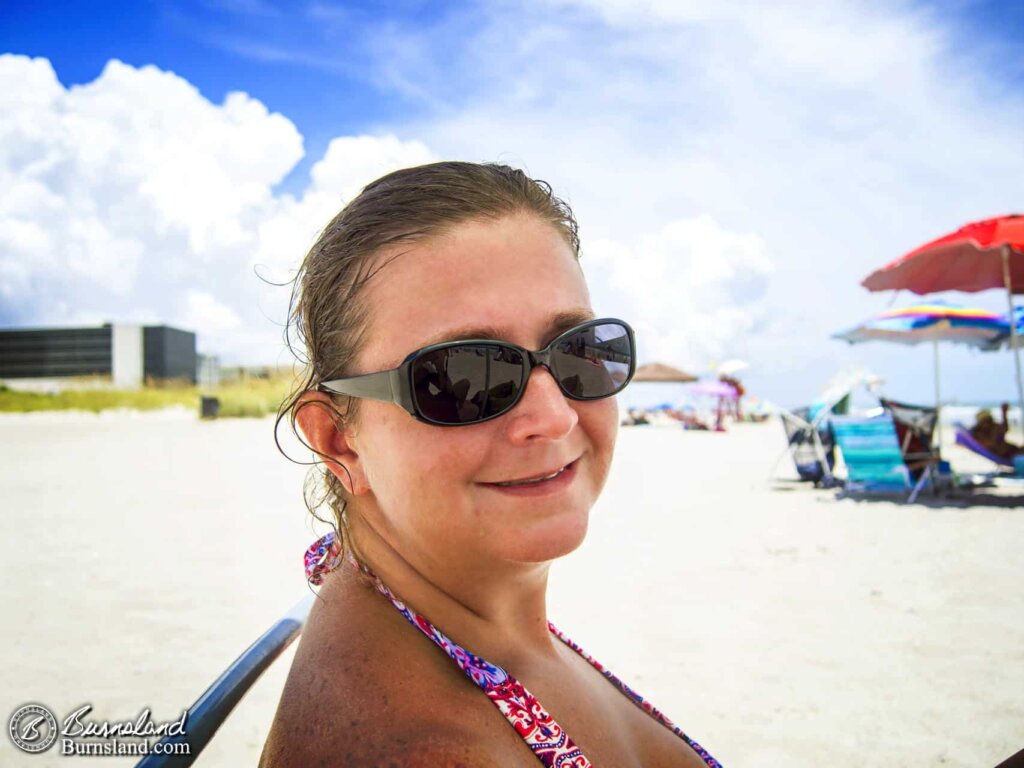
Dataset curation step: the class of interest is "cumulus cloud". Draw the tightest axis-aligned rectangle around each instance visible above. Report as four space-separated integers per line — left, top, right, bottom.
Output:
252 134 437 279
177 290 242 334
0 54 301 338
0 54 435 362
585 216 773 368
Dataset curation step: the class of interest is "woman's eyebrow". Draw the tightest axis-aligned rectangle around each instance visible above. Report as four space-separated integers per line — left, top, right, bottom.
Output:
420 325 508 346
419 309 596 348
548 308 597 331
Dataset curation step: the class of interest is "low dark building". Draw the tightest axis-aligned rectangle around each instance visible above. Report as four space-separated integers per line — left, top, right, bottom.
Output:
0 323 197 386
0 326 113 379
143 326 197 381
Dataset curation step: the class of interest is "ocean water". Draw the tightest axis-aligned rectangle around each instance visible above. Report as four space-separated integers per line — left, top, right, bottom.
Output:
940 403 1020 428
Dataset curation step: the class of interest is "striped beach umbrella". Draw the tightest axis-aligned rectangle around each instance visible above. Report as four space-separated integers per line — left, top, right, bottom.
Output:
832 303 1010 442
988 307 1024 349
833 302 1008 349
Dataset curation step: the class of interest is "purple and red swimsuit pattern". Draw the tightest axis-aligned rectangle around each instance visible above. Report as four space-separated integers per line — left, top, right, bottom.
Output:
305 532 722 768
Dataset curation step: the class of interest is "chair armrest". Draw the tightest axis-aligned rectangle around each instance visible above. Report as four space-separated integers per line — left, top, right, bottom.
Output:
134 594 314 768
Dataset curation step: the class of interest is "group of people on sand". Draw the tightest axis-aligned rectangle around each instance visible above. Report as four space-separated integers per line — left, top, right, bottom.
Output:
621 378 748 432
622 406 715 430
970 402 1023 460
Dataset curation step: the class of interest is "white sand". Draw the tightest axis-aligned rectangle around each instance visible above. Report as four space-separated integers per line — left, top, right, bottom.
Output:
1 413 1021 767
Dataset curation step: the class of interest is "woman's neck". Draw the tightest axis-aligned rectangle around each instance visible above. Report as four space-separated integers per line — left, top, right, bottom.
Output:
346 510 559 663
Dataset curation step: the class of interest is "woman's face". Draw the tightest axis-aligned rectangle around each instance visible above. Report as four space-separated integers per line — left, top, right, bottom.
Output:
345 213 619 569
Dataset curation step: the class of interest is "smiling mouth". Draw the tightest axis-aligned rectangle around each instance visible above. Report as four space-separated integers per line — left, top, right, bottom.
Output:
488 460 576 487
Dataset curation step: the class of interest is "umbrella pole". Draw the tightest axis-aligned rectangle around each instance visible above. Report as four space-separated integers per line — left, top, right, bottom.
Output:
933 338 942 451
1002 245 1024 443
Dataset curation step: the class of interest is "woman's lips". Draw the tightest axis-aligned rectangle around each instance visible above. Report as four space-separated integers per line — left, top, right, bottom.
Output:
481 459 579 496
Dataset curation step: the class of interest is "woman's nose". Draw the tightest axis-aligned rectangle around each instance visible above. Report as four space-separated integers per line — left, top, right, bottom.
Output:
504 366 578 443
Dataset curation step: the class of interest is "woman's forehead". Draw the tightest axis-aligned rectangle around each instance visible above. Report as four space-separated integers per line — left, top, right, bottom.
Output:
358 215 591 365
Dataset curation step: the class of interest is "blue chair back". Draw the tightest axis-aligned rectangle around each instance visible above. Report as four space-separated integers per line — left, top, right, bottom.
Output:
831 415 910 490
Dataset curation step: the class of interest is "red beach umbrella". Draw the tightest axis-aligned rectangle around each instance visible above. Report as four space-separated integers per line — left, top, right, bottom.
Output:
862 214 1024 436
862 214 1024 294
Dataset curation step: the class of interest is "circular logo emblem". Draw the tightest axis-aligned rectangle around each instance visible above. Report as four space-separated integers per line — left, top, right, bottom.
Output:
8 704 59 753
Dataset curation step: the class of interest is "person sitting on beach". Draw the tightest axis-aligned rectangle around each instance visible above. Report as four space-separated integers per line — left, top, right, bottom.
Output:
261 162 722 767
673 405 708 430
625 407 650 425
970 403 1023 459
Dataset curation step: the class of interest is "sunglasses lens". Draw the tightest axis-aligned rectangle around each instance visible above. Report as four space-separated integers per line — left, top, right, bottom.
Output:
411 345 525 424
409 321 633 424
551 322 633 399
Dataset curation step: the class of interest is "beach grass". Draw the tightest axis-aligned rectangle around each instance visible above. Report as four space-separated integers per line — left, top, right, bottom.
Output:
210 374 296 418
0 370 298 418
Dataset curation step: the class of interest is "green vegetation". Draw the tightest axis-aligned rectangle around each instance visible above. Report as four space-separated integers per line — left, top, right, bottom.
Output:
0 371 299 418
210 374 297 418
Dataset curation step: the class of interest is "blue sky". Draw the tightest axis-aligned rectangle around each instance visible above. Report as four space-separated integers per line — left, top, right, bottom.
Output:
0 0 438 188
2 0 1024 407
14 0 1019 198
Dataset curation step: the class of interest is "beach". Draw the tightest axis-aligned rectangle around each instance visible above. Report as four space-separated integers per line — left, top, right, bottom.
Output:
1 411 1022 767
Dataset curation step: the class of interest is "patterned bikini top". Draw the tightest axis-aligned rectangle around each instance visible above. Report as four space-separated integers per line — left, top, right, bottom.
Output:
304 532 722 768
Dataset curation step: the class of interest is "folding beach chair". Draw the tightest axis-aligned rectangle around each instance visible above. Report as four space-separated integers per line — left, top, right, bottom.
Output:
878 397 948 489
772 406 837 486
831 414 931 502
954 424 1015 469
769 370 887 488
135 594 314 767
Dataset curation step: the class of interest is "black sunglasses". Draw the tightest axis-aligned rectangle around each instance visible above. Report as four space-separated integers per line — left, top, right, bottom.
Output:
319 318 636 426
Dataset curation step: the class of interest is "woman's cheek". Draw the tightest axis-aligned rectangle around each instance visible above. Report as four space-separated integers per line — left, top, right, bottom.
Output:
583 400 618 489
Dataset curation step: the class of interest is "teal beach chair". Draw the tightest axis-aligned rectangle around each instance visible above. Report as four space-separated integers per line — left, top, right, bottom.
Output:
831 415 931 502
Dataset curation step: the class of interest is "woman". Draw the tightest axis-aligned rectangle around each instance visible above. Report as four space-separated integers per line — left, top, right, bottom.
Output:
262 162 722 767
970 403 1023 459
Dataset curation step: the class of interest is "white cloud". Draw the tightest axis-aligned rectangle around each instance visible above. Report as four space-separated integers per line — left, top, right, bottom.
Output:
585 215 774 369
178 290 242 334
310 135 436 203
0 54 303 336
252 134 438 279
0 54 436 363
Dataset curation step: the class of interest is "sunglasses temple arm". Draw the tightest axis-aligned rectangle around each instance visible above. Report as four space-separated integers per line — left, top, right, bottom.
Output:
321 367 412 410
390 367 413 410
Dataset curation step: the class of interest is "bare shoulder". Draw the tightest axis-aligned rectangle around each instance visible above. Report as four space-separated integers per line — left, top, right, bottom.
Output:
259 572 535 767
261 719 512 767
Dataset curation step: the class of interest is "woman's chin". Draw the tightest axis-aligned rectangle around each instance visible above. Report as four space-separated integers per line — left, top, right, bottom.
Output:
494 510 591 564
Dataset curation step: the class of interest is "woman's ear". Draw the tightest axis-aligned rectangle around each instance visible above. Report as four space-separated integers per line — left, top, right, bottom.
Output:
294 391 370 496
